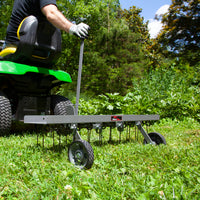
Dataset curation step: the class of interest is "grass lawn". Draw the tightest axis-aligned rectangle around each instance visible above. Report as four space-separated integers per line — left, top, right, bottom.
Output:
0 118 199 199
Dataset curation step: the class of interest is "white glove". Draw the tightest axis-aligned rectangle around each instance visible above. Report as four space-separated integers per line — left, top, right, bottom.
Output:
69 23 90 39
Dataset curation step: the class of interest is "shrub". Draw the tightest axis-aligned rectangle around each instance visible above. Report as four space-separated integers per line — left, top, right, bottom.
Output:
77 66 200 121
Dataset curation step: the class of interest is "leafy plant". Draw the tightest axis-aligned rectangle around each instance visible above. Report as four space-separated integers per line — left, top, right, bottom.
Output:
77 66 200 121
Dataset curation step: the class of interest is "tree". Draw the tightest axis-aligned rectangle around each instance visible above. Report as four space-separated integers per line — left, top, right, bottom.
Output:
156 0 200 66
80 5 152 95
83 19 148 95
0 0 14 39
56 0 122 94
119 6 154 69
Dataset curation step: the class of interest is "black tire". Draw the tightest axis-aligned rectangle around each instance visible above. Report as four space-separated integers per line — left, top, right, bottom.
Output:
68 140 94 169
50 95 74 115
144 132 166 145
0 92 12 136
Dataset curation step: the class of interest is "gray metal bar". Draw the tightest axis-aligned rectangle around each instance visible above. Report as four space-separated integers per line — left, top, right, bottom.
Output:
24 114 159 125
135 121 155 145
73 129 82 141
75 40 84 115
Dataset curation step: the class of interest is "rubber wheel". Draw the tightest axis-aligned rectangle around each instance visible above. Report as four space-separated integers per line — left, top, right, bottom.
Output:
0 92 12 136
68 140 94 169
144 132 166 145
50 95 74 115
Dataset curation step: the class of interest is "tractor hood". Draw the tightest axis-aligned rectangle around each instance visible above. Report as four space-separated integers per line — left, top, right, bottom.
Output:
0 61 72 83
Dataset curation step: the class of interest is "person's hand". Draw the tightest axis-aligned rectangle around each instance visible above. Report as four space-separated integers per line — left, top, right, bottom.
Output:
69 23 90 39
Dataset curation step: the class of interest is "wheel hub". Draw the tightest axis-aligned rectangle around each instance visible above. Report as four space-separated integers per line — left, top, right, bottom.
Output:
74 150 84 161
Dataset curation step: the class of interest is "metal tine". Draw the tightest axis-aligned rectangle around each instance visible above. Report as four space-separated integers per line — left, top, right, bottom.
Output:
126 125 130 141
59 134 61 147
136 123 139 142
42 133 45 147
119 130 122 143
95 127 103 145
34 124 40 146
108 126 113 143
146 121 151 134
53 130 55 148
87 129 91 143
125 125 128 141
66 134 68 146
116 122 124 143
135 125 138 141
99 130 103 145
93 123 103 145
37 134 39 146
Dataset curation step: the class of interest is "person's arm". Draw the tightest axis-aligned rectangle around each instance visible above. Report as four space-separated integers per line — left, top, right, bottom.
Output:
41 4 90 38
41 4 73 32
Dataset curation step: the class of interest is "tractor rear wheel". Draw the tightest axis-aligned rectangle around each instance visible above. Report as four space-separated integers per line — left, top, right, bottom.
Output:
50 95 74 134
0 92 12 136
50 95 74 115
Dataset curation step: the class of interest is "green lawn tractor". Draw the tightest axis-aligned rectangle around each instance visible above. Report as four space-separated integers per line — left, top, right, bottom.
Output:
0 16 75 135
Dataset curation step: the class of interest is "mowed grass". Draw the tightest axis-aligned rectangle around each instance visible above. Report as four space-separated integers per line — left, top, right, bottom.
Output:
0 118 199 199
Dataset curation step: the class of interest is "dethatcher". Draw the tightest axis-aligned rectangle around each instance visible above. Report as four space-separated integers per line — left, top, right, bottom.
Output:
0 16 166 169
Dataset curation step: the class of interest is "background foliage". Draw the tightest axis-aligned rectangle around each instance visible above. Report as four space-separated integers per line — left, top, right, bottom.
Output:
77 64 200 122
155 0 200 66
0 0 199 119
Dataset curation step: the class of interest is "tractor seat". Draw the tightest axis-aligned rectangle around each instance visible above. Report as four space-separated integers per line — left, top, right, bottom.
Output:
0 16 62 68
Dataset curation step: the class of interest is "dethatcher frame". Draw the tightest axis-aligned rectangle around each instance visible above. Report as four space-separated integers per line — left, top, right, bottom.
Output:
24 114 166 170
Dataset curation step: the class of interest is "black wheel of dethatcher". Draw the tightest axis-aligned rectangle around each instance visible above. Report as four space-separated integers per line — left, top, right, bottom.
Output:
68 140 94 169
51 95 75 115
144 132 166 145
0 92 12 136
